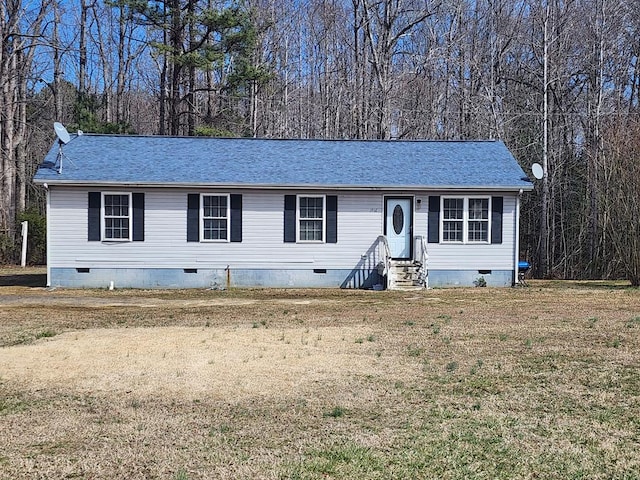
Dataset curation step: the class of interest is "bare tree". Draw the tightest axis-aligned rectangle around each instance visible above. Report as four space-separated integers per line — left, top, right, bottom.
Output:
361 0 439 139
5 0 640 281
601 116 640 285
0 0 51 259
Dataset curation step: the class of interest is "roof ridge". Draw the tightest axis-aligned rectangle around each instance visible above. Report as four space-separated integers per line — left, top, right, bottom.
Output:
74 133 500 144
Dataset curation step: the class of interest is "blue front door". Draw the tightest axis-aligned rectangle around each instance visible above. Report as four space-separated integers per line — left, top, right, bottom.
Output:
386 198 412 259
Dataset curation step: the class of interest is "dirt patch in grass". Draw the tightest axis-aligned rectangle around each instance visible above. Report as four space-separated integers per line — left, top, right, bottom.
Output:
0 325 399 400
0 266 47 288
1 274 639 479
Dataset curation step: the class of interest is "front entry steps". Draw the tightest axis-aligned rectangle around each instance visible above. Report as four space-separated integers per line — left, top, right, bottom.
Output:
388 260 427 290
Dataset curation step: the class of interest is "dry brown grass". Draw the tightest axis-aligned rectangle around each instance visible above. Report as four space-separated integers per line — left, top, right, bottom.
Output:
1 268 639 479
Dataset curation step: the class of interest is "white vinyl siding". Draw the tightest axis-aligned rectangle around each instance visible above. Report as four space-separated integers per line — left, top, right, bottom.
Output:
47 187 517 274
426 194 516 270
48 188 382 270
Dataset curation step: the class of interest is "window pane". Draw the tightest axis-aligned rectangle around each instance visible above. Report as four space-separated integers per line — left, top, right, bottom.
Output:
203 218 227 240
105 217 129 239
300 220 323 241
443 198 463 220
469 198 489 220
104 195 129 217
105 218 113 238
300 197 323 219
443 220 463 242
468 221 488 242
203 195 227 218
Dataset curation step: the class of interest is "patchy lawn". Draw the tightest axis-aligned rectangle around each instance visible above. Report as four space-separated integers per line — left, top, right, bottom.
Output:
1 268 639 479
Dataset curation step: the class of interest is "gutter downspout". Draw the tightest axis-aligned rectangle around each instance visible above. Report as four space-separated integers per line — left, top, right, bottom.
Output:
514 189 522 285
45 184 51 287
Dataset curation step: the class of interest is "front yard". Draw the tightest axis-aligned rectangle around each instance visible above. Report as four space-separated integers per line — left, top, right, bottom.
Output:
1 269 639 479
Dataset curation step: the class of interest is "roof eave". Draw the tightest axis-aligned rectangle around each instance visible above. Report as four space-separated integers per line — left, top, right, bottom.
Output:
34 178 533 192
33 178 535 192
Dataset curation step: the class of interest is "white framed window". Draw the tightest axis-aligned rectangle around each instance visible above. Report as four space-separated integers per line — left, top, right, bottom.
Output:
442 197 464 242
201 194 230 242
297 195 325 242
468 198 489 242
441 196 491 243
102 193 132 241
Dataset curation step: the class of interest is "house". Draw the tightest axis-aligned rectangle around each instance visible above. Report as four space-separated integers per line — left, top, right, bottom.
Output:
33 135 533 289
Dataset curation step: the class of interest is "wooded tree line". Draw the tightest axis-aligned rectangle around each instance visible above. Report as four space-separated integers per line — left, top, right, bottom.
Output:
1 0 640 284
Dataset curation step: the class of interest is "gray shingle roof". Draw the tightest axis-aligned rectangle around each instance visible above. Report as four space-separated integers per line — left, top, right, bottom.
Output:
34 134 533 190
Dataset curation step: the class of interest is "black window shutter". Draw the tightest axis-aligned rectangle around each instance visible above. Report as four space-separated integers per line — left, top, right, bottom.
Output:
326 195 337 243
428 196 440 243
88 192 101 241
230 194 242 242
132 193 145 242
187 194 200 242
284 195 296 243
491 196 503 244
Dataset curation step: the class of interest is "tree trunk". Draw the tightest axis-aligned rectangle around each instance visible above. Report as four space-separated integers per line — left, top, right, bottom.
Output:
53 2 63 121
169 0 182 135
79 0 88 96
540 0 550 278
187 0 196 136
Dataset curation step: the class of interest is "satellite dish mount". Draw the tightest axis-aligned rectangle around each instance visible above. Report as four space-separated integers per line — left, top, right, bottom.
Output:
53 122 71 174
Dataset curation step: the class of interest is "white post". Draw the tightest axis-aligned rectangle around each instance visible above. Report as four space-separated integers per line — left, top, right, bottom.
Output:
21 221 28 267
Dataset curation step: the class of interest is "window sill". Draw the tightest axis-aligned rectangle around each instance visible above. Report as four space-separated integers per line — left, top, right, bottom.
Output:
441 241 490 245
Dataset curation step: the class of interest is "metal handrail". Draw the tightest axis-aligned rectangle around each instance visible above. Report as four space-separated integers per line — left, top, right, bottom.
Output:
416 235 429 289
377 235 392 287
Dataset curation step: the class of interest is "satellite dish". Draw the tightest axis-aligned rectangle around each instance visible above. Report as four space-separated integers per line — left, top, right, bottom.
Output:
54 122 71 144
53 122 74 174
531 163 544 180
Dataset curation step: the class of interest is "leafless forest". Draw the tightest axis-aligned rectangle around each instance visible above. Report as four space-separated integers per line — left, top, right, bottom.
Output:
1 0 639 283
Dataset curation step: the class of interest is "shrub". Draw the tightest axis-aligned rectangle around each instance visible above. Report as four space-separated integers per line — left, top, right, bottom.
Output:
0 232 17 264
324 406 346 418
194 126 235 137
17 208 47 265
474 276 487 287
